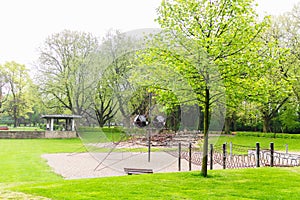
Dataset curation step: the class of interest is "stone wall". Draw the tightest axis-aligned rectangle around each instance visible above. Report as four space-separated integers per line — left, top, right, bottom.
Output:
45 131 77 138
0 131 77 139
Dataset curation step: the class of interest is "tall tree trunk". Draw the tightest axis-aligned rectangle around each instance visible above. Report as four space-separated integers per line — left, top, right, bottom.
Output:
116 93 131 127
232 111 237 131
263 116 270 133
13 105 17 128
197 105 203 131
166 105 181 131
224 117 231 134
201 87 209 177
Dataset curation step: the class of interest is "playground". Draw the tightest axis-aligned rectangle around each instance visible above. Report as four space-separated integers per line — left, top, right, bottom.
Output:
41 132 300 179
42 152 203 179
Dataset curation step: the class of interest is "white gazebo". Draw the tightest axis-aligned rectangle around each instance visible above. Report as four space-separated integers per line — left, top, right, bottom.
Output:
41 114 82 131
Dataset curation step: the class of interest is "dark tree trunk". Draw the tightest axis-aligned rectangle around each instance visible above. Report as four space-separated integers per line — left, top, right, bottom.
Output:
13 103 18 128
232 111 237 131
201 87 209 177
224 117 231 134
166 105 181 131
263 116 270 133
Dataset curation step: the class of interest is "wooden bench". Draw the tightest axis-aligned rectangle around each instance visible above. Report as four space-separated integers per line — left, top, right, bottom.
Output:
124 168 153 175
265 164 294 167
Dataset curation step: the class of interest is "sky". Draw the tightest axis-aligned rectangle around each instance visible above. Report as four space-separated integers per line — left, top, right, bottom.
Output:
0 0 299 68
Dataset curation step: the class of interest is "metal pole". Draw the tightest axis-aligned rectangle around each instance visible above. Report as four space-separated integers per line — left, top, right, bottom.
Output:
256 142 260 167
178 142 181 171
270 142 274 167
148 131 151 162
148 92 152 162
210 144 213 170
223 143 226 169
189 142 192 171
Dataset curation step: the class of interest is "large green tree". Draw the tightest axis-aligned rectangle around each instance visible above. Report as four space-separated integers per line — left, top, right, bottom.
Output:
98 30 145 127
0 62 34 127
37 30 99 119
141 0 268 177
269 5 300 133
248 19 290 132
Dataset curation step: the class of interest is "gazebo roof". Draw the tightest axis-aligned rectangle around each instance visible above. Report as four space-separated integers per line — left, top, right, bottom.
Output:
41 114 82 119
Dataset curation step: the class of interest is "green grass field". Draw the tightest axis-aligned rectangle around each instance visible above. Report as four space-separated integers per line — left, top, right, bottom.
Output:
12 167 300 200
209 134 300 153
0 131 300 199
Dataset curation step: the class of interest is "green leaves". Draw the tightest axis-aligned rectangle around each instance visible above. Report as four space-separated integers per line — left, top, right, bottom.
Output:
0 61 35 126
37 30 99 115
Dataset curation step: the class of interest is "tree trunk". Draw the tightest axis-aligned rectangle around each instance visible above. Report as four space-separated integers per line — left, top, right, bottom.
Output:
232 111 237 131
166 105 181 131
201 87 209 177
13 104 18 128
224 117 231 134
263 116 270 133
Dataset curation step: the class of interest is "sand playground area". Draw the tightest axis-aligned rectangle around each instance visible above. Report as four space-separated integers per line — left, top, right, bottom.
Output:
42 151 215 179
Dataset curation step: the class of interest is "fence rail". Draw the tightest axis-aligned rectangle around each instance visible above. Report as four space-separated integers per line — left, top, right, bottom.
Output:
166 142 300 171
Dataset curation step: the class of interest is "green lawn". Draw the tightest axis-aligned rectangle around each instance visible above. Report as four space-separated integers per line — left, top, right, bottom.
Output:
0 139 83 183
0 133 300 199
209 135 300 152
14 167 300 200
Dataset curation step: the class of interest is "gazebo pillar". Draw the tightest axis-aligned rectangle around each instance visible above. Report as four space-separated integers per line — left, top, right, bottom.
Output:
65 118 69 131
50 118 54 131
71 119 75 131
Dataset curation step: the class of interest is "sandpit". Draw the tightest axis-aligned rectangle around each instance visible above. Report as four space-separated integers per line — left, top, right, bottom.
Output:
42 152 205 179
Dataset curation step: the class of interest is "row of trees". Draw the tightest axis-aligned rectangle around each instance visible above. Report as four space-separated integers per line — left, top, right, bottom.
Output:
0 1 300 134
0 29 147 128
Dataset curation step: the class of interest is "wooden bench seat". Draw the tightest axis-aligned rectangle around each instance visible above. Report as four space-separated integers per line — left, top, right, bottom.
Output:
265 163 294 167
124 168 153 175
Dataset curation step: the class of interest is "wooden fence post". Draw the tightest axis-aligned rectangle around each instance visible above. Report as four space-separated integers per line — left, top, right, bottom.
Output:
189 142 192 171
285 144 288 154
270 142 274 167
223 143 226 169
256 142 260 167
210 144 214 170
178 142 181 171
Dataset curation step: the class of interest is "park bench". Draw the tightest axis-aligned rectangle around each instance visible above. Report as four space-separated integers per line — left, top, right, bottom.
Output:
0 126 8 130
265 163 294 167
124 168 153 175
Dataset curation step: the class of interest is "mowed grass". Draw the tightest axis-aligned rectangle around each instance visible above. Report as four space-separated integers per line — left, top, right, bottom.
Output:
12 167 300 199
0 132 300 199
0 139 83 183
209 134 300 152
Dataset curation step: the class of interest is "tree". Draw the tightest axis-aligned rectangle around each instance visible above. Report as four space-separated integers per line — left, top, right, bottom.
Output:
98 30 144 127
0 61 34 127
37 30 99 120
279 101 300 133
141 0 268 177
0 71 7 114
277 5 300 118
93 76 118 127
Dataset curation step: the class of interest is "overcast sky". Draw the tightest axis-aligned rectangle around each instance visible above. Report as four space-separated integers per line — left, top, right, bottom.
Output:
0 0 299 68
